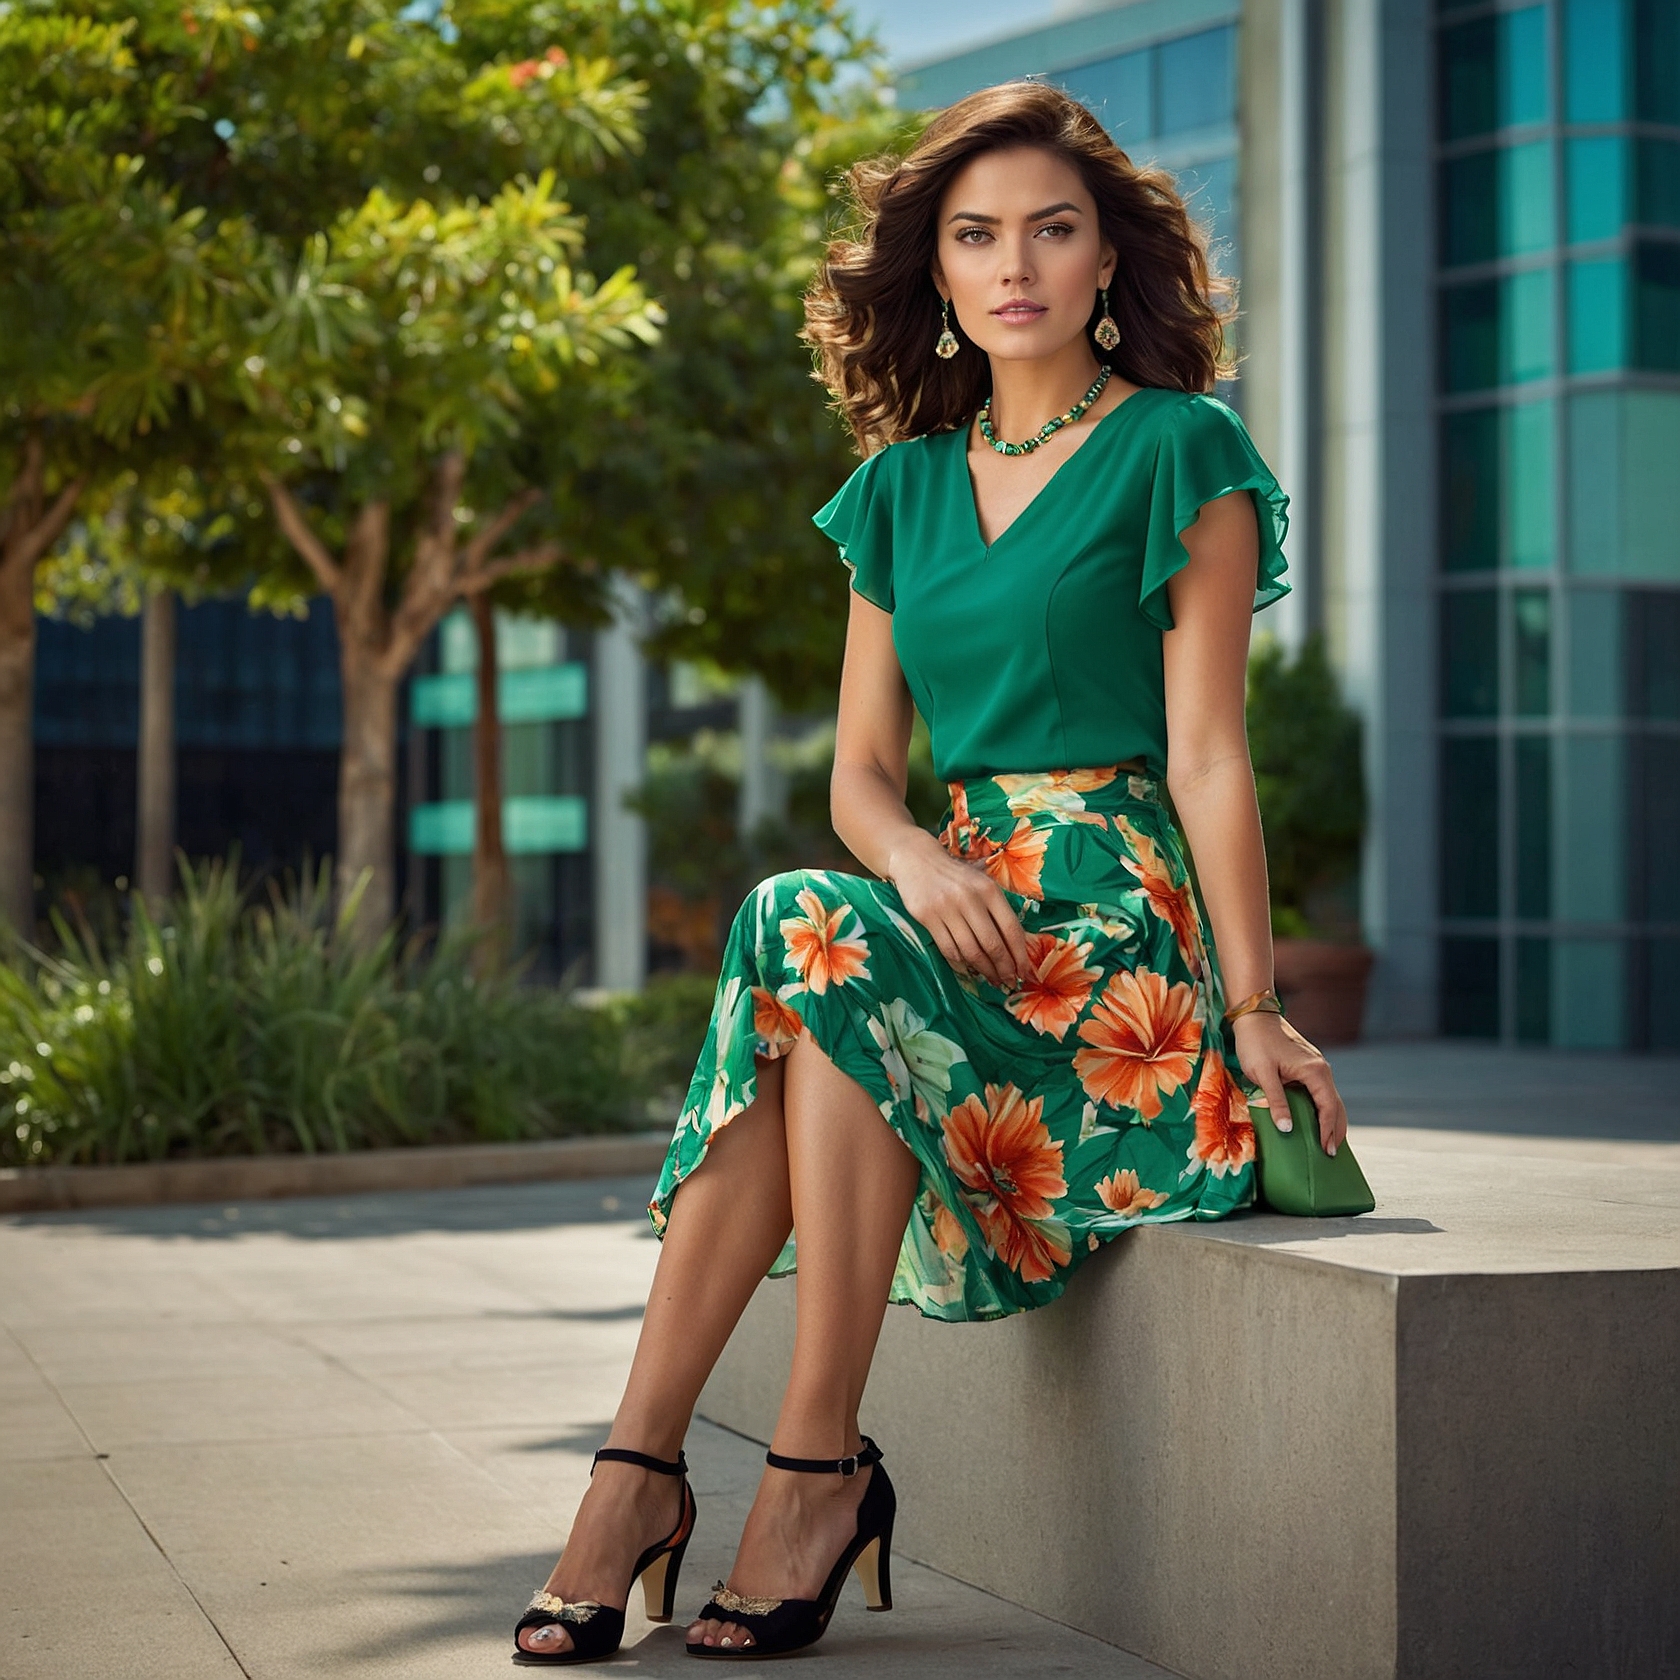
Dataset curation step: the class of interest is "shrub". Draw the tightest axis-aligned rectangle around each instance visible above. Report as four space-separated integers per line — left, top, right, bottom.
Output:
0 857 704 1167
1246 632 1366 939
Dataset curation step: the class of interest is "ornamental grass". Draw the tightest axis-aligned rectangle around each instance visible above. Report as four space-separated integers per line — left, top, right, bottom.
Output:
0 857 713 1168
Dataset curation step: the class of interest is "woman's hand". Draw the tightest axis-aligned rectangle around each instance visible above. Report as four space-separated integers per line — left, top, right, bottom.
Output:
1231 1010 1349 1156
887 833 1030 992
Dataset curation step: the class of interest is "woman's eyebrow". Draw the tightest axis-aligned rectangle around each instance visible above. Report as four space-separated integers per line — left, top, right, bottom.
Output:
946 201 1083 224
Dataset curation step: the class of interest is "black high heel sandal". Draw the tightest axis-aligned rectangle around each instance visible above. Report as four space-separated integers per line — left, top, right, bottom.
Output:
512 1446 696 1667
685 1436 894 1660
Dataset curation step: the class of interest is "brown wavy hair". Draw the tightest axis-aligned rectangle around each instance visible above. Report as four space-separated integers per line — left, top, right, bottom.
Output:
803 80 1239 454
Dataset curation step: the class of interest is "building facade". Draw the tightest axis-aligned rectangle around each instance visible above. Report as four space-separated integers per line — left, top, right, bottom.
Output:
900 0 1679 1049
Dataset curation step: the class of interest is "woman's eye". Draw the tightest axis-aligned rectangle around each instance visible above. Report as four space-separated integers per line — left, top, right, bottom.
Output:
956 227 989 243
1037 222 1074 238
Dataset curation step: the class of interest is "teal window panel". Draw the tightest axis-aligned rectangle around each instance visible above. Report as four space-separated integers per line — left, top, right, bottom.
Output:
1158 26 1233 137
1515 936 1551 1041
1441 736 1501 917
1552 938 1626 1047
1633 242 1680 372
1567 587 1622 716
1567 257 1627 371
1439 8 1548 141
1637 139 1680 229
408 796 587 856
1622 390 1680 576
1441 270 1554 391
1443 142 1555 266
1567 389 1622 573
1515 735 1552 917
1055 49 1151 141
1634 0 1680 124
1564 0 1628 122
1556 732 1624 921
1513 589 1551 714
436 606 562 675
1566 138 1627 244
1440 401 1554 571
1442 590 1499 717
410 662 588 728
1439 935 1501 1036
1506 398 1555 568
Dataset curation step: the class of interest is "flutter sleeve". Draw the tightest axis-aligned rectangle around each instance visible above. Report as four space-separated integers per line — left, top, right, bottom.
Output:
1140 394 1291 632
812 444 895 613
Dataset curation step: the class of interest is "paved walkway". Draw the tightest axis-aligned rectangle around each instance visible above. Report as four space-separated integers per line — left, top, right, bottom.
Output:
3 1041 1674 1679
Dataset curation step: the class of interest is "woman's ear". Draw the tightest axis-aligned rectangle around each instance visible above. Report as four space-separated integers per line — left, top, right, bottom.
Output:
930 261 949 303
1098 243 1118 290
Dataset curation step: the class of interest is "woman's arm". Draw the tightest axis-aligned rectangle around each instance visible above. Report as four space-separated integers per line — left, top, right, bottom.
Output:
830 590 1029 991
1162 492 1349 1154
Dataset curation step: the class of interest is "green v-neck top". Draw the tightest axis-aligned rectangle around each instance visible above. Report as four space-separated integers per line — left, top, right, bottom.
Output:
812 386 1291 784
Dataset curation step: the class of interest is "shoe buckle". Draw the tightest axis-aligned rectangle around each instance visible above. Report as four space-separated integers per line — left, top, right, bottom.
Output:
837 1453 859 1477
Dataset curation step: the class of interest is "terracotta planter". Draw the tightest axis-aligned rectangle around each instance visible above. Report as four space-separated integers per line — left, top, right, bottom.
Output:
1271 938 1375 1046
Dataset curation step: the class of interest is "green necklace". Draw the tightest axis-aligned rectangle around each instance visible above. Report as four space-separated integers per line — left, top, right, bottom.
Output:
978 366 1112 457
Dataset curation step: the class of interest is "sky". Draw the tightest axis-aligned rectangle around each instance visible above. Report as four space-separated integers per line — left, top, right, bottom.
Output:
844 0 1064 68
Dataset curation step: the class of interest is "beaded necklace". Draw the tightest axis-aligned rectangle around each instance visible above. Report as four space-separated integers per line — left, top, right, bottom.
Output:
977 366 1112 457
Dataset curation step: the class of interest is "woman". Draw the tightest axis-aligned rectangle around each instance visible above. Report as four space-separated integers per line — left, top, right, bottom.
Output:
512 79 1351 1666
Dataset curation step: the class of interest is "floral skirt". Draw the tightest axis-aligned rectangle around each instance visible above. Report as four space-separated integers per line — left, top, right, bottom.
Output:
647 766 1258 1323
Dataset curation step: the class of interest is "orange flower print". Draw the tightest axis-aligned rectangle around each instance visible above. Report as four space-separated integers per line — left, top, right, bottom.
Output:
931 1199 969 1263
779 887 871 994
1188 1053 1257 1178
1072 967 1202 1120
938 781 978 858
941 1082 1070 1283
993 768 1115 826
1096 1167 1169 1216
1007 931 1100 1039
982 819 1048 899
1114 816 1202 972
752 988 804 1057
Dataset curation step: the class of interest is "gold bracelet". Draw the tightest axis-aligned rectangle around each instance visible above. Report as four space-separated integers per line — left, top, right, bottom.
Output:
1224 987 1283 1023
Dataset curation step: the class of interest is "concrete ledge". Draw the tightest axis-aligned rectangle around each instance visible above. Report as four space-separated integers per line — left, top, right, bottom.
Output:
0 1130 671 1215
700 1130 1680 1680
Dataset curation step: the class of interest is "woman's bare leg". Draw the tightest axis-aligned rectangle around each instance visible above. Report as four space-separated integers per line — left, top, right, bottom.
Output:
517 1057 794 1658
688 1031 921 1650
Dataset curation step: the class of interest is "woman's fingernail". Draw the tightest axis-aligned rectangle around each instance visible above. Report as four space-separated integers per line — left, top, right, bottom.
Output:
1277 1117 1293 1132
1327 1144 1337 1156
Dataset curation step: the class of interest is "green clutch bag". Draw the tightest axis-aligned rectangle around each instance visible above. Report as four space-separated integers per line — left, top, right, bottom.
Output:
1249 1084 1375 1217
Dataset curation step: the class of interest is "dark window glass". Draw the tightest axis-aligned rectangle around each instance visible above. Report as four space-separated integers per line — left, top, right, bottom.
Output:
1626 589 1680 718
1513 588 1551 714
1442 407 1500 570
1441 151 1498 266
1566 137 1627 245
1515 734 1552 916
1516 936 1551 1042
1633 242 1680 372
1440 10 1548 139
1634 736 1680 921
1634 0 1680 123
1442 271 1554 391
1056 49 1152 140
1442 736 1501 916
1442 590 1500 716
1444 142 1555 266
34 615 140 748
1637 139 1680 230
1564 0 1628 122
1650 939 1680 1051
1158 27 1233 136
1440 935 1502 1035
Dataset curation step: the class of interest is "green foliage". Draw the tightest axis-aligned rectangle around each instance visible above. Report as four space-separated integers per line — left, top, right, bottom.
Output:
0 855 708 1166
1246 632 1366 938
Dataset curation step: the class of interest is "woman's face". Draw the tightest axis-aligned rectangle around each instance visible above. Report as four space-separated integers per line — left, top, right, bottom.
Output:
931 143 1116 364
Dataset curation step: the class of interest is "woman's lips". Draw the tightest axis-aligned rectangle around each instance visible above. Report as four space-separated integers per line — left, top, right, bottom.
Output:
993 300 1047 321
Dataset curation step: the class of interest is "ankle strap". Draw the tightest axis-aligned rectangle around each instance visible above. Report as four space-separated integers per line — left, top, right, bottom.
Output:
591 1447 687 1476
765 1436 882 1478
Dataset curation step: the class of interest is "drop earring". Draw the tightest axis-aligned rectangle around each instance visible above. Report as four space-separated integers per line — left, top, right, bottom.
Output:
935 297 960 360
1094 285 1121 352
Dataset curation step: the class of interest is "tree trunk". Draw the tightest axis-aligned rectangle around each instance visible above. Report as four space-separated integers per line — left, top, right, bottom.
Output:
0 553 36 937
0 437 85 936
135 589 177 904
335 644 400 936
470 591 511 971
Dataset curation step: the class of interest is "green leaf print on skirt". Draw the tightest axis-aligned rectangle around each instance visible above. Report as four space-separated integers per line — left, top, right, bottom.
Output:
647 767 1258 1323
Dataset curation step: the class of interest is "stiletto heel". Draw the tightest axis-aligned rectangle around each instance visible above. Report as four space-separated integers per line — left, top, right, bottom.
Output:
512 1446 696 1666
686 1436 895 1659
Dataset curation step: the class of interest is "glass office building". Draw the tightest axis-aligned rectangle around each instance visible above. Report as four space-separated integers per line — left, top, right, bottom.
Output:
902 0 1678 1048
1435 0 1680 1049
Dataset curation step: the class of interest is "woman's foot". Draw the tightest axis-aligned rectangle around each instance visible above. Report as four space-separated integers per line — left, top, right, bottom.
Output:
685 1447 873 1652
517 1456 688 1659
